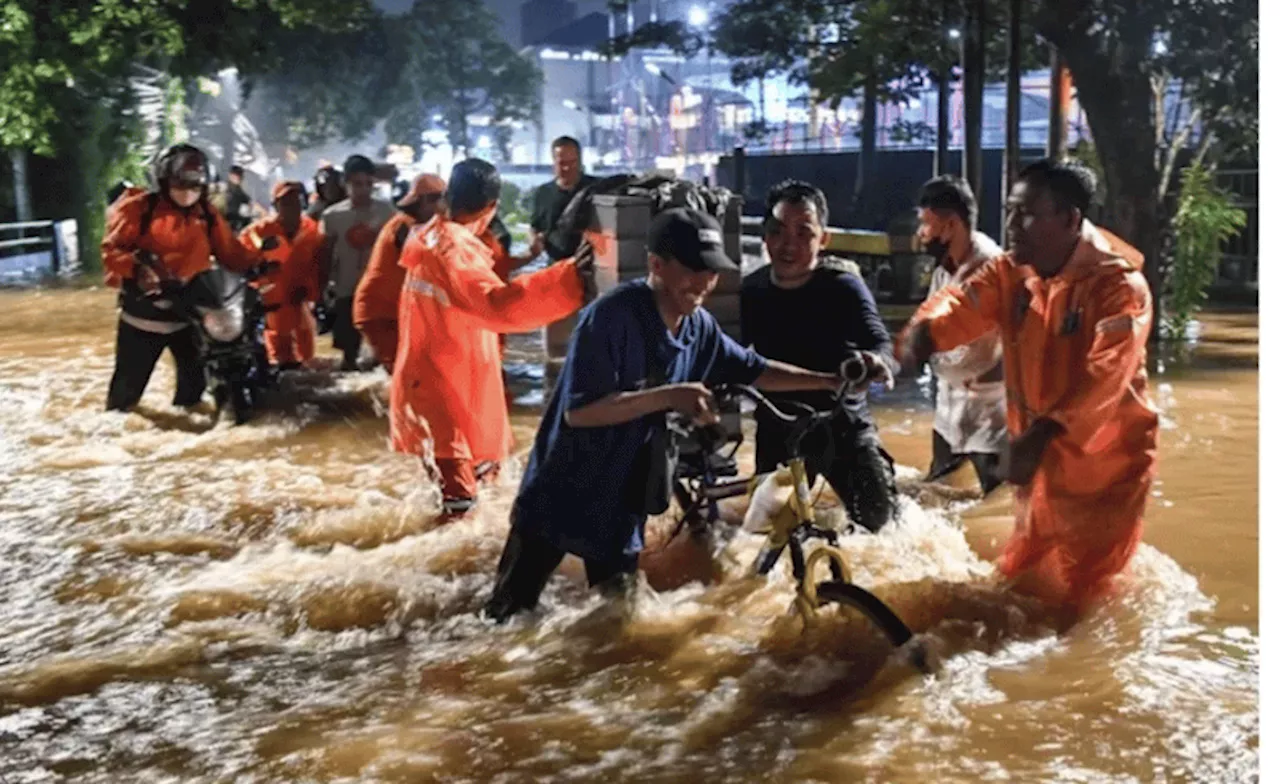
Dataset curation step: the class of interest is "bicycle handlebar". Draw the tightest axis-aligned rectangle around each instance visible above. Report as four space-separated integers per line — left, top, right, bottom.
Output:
713 380 852 426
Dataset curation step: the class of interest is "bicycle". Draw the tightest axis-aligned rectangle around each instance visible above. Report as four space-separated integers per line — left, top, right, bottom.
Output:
667 381 926 670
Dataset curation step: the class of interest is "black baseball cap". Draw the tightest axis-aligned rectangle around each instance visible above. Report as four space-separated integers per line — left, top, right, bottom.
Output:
648 208 737 273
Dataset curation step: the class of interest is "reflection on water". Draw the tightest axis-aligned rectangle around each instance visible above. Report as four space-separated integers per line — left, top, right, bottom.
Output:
0 289 1258 782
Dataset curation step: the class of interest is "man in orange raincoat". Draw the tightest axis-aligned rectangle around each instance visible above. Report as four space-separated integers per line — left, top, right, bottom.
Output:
390 158 596 519
899 158 1159 611
353 173 446 371
102 144 263 411
239 181 325 369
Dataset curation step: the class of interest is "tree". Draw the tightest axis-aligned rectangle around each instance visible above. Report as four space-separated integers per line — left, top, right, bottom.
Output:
239 8 406 151
383 0 542 161
1030 0 1258 338
0 0 376 226
607 0 1042 214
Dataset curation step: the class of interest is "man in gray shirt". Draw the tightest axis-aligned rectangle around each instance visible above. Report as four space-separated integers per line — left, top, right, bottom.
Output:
319 155 396 370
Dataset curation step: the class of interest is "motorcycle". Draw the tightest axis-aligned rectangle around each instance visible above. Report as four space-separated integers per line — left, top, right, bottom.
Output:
135 255 277 424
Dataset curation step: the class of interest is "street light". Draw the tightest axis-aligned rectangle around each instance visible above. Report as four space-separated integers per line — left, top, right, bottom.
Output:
688 6 709 28
563 99 584 111
948 28 961 40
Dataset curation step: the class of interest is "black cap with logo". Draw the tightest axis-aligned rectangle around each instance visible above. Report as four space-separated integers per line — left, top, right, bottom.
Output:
648 208 737 273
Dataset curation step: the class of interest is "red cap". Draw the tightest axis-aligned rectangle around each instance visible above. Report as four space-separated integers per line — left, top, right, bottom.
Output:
272 180 305 202
397 173 447 207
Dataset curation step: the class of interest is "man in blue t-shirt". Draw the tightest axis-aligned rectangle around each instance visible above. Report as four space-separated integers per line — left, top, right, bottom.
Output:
483 208 888 622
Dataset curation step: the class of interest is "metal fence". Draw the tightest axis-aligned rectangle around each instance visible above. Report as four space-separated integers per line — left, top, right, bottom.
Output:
1213 169 1258 291
0 220 81 285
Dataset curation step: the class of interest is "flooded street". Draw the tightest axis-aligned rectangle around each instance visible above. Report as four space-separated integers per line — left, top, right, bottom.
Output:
0 287 1257 782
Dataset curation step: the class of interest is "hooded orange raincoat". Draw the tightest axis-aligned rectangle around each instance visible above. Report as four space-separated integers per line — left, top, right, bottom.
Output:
906 222 1159 606
354 211 419 369
240 215 324 365
390 216 585 500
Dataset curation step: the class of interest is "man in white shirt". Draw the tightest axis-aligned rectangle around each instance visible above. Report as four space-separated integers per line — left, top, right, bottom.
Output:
915 175 1007 494
319 154 397 370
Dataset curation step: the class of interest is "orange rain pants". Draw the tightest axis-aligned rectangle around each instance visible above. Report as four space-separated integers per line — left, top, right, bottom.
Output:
354 211 419 370
240 216 324 366
905 222 1159 607
389 215 584 502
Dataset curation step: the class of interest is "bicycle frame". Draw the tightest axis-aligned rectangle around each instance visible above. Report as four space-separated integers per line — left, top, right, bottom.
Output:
668 382 921 657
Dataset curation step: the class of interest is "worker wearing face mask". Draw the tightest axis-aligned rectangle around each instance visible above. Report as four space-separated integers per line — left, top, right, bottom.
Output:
100 144 261 412
914 175 1008 495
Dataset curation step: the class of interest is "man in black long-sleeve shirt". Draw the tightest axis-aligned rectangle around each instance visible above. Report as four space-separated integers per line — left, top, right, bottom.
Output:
740 180 900 532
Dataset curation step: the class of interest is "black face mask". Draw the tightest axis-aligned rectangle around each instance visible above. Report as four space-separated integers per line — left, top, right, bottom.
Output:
925 237 949 262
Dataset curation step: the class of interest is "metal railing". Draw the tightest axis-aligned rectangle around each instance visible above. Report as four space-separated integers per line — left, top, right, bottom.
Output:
0 220 80 284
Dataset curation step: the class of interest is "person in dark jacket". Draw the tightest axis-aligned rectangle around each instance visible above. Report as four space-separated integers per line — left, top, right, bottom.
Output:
483 208 886 622
740 179 901 532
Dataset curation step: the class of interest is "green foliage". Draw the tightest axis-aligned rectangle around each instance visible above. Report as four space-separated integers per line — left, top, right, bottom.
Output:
383 0 542 159
1167 164 1247 339
499 181 530 226
241 6 405 149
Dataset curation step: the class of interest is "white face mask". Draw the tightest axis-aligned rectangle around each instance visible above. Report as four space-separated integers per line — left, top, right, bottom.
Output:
169 187 201 208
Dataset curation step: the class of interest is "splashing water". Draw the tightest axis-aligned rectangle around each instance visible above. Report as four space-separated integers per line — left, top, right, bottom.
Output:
0 289 1258 782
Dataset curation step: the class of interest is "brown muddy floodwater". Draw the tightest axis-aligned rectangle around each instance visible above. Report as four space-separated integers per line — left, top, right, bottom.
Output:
0 287 1258 783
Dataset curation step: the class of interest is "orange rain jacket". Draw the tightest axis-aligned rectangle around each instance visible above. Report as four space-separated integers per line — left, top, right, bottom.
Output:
905 222 1159 606
102 191 258 287
240 215 325 365
389 216 585 466
353 210 418 369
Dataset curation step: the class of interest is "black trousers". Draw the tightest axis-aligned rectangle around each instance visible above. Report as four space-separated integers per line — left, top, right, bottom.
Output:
484 524 639 623
106 319 206 411
331 296 362 369
925 430 1005 495
755 422 900 533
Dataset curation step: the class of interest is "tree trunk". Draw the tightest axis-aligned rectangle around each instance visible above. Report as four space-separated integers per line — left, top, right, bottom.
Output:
10 148 33 222
935 66 951 177
1060 47 1164 343
1003 0 1023 239
854 79 878 218
962 0 986 206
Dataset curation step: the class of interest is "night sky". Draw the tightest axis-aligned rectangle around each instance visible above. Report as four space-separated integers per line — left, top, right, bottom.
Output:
373 0 610 47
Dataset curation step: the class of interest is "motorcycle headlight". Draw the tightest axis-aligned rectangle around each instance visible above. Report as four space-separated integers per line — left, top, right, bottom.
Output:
202 304 245 342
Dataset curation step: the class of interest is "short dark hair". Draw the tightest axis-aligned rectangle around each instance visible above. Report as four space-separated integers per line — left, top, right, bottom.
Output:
342 154 376 178
446 158 502 215
228 165 244 178
766 179 829 228
918 175 978 228
551 136 582 155
1017 158 1097 215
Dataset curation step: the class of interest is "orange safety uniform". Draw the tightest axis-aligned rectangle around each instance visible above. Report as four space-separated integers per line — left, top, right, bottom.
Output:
102 191 259 287
353 211 418 370
389 215 585 503
905 222 1158 607
240 215 324 366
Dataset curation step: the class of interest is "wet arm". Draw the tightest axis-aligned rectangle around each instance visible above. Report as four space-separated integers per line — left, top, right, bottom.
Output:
101 198 143 283
841 274 899 375
443 254 585 334
210 212 259 273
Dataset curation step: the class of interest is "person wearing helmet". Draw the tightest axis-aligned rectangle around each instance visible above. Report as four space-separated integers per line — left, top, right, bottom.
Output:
240 181 325 369
100 143 263 412
221 165 255 233
390 158 597 521
317 154 396 371
307 165 346 221
352 173 447 372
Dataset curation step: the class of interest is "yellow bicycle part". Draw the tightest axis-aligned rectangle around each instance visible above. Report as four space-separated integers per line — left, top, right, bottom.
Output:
796 544 854 624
